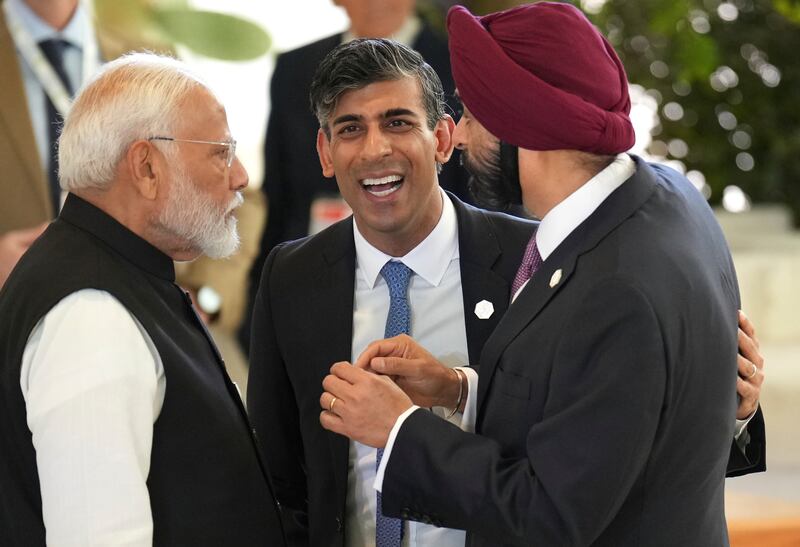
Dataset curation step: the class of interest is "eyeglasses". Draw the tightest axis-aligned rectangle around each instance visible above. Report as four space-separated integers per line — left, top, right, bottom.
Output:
148 136 237 168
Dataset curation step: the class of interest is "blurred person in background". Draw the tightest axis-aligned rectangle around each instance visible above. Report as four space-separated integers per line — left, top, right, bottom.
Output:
0 0 260 355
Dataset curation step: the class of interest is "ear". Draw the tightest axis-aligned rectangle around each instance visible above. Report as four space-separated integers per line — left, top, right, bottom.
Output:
316 129 336 178
126 140 161 200
433 114 456 164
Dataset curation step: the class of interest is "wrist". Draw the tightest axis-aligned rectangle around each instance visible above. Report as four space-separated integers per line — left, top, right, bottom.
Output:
444 368 466 419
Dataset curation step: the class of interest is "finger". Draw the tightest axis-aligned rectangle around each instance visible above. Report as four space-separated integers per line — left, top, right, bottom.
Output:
735 378 759 417
354 338 408 369
736 354 757 378
322 374 354 398
320 410 347 435
737 310 760 348
371 356 422 377
737 310 756 338
320 391 342 413
737 328 763 369
735 375 759 402
330 361 371 383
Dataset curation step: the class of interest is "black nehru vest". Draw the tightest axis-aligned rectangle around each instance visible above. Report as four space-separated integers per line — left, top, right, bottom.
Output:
0 194 285 546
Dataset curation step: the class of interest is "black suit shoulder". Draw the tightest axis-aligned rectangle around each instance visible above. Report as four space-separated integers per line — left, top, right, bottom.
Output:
261 217 354 286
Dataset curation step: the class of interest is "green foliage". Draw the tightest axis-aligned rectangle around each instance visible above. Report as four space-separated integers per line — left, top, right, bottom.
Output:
774 0 800 22
589 0 800 225
93 0 270 61
152 9 271 61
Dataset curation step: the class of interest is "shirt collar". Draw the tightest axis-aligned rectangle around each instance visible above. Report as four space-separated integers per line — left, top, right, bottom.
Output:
59 193 176 282
7 0 88 48
341 15 422 47
536 153 635 260
353 188 459 289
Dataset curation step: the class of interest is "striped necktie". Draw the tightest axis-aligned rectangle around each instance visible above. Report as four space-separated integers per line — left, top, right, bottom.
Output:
38 38 73 212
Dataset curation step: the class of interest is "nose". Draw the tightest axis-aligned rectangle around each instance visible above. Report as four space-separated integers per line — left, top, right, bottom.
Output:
360 126 392 162
452 117 468 151
228 155 249 191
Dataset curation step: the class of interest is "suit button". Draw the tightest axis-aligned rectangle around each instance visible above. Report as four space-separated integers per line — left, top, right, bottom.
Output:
336 516 343 532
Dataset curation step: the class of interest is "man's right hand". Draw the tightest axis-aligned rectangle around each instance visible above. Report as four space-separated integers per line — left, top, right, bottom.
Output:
354 334 462 410
0 224 48 288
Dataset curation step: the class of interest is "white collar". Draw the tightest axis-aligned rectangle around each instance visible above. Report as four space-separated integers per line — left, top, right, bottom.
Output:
536 153 635 260
353 188 459 289
341 15 422 47
6 0 88 48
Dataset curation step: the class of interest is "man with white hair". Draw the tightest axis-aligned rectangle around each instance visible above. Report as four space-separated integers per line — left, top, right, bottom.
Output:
0 52 285 546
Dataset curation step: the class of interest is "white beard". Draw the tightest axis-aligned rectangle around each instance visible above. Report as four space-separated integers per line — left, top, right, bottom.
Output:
158 165 243 259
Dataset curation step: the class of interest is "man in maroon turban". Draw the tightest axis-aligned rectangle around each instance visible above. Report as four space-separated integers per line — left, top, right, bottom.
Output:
319 3 764 546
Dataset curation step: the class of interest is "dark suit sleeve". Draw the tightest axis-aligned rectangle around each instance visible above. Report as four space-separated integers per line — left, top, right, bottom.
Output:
381 278 667 545
247 245 309 545
726 406 766 477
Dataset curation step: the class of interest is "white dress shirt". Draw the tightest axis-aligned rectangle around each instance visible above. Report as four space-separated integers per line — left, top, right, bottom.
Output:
347 190 478 547
21 289 165 547
6 0 94 174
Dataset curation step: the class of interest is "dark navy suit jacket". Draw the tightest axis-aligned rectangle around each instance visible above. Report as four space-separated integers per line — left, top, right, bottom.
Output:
380 160 751 546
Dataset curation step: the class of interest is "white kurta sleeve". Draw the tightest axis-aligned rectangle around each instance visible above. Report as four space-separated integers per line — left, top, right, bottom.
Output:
20 289 165 547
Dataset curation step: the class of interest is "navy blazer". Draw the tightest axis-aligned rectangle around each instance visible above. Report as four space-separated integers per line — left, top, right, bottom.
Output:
381 160 745 546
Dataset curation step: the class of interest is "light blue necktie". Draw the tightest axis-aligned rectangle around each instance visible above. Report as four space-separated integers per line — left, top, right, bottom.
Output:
376 260 412 547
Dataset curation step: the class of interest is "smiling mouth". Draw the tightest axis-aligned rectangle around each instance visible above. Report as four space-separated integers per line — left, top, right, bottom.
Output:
361 174 404 197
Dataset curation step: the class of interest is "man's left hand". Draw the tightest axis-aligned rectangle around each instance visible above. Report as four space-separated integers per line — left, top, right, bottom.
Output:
320 362 413 448
736 310 764 419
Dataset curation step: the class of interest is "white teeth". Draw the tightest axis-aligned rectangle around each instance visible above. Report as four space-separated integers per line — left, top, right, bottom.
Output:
361 175 403 186
368 184 402 197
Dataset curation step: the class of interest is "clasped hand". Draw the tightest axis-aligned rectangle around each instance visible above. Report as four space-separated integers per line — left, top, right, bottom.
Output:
319 334 459 447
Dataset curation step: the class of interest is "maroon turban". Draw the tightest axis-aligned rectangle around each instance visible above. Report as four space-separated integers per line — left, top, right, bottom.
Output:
447 2 635 154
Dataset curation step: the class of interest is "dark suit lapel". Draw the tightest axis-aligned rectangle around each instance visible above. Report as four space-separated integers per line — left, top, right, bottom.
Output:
314 219 357 511
0 11 51 218
476 161 659 413
452 196 516 367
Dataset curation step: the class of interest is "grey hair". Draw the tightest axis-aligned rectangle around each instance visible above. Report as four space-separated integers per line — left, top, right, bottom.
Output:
58 52 212 191
309 38 447 138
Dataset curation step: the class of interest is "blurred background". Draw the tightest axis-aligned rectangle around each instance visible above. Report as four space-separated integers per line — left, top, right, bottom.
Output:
88 0 799 543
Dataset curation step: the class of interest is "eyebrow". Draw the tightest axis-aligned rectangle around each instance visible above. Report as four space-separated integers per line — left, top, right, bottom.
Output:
332 114 362 126
331 108 420 127
384 108 418 119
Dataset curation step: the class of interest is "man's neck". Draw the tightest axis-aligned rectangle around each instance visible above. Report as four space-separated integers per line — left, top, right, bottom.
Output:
23 0 78 31
519 149 603 219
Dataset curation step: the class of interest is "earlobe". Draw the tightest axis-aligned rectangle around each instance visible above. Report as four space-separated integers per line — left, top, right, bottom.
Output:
128 140 159 200
316 129 335 178
434 115 456 164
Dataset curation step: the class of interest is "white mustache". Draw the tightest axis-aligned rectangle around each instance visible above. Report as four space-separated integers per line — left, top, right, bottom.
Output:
226 191 244 214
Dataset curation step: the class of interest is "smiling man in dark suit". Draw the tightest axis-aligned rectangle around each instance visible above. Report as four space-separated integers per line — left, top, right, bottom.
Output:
319 4 760 546
247 38 534 547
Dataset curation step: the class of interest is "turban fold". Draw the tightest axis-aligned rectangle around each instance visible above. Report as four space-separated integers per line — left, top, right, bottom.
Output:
447 2 635 154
